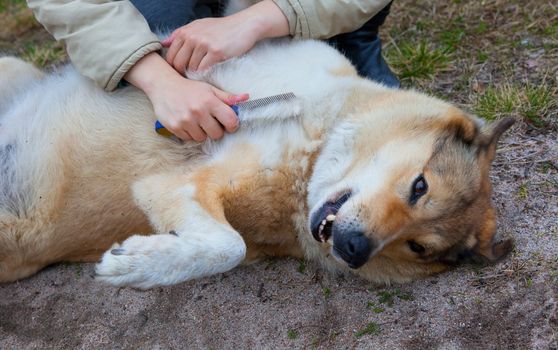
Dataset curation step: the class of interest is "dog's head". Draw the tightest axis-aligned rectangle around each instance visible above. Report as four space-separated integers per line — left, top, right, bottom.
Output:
307 88 514 283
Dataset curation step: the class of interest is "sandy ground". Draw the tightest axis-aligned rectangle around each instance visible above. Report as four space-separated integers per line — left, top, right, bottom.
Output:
1 130 557 349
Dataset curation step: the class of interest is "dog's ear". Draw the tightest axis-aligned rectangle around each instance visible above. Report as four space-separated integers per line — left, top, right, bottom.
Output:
475 117 515 163
440 238 514 265
439 108 479 144
439 117 516 266
442 206 513 265
465 239 514 264
472 207 513 263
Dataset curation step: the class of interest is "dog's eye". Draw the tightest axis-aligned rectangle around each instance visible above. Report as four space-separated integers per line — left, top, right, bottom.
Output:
410 174 428 204
407 240 425 254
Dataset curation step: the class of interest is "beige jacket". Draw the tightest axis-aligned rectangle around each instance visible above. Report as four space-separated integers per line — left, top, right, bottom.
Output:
27 0 391 91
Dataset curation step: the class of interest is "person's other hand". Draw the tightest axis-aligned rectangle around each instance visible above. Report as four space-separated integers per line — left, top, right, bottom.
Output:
162 0 289 73
162 16 259 73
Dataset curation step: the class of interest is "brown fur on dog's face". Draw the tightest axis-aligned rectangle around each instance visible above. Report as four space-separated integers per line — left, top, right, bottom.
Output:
308 90 514 283
369 117 515 280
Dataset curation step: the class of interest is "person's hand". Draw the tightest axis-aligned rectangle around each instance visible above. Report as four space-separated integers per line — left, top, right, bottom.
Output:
162 16 259 73
162 0 289 73
124 52 248 142
151 75 248 141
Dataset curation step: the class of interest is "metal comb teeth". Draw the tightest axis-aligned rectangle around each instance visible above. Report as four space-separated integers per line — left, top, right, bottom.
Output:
236 92 296 110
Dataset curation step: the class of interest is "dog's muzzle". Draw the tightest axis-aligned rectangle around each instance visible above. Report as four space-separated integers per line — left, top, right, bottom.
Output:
310 192 373 269
332 230 372 269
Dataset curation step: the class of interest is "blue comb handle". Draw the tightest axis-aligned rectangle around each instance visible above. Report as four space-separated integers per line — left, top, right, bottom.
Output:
154 120 165 131
231 104 240 115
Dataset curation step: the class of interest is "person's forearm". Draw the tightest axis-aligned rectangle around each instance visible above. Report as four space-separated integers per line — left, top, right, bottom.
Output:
236 0 289 41
124 52 179 96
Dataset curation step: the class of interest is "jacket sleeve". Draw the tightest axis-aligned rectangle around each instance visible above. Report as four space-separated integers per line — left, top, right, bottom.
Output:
27 0 162 91
271 0 392 39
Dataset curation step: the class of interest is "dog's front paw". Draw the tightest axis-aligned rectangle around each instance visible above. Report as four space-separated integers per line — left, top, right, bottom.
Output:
95 234 185 289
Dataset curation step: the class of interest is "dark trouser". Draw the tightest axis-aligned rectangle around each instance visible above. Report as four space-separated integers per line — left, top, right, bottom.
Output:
130 0 212 33
328 2 399 88
130 0 399 88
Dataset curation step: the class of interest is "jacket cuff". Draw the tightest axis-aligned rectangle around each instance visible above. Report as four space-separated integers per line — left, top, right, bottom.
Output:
105 41 162 91
271 0 311 39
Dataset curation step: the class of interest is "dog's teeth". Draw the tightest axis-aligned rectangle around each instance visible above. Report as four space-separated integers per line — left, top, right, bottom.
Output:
326 214 336 222
321 219 327 226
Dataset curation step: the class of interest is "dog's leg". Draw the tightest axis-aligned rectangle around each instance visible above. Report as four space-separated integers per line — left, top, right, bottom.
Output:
95 173 246 289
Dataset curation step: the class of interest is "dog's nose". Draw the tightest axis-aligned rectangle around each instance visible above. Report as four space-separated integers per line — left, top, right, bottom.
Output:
333 231 372 269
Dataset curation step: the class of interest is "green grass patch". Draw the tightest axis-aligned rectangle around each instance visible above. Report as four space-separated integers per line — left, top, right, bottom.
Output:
397 291 414 301
474 21 489 34
0 0 28 13
366 301 385 313
376 289 415 306
310 337 319 348
322 287 331 299
541 21 558 36
474 82 557 127
385 40 451 82
287 329 298 339
440 27 465 51
537 162 553 174
21 41 66 67
297 260 306 273
60 261 82 277
355 322 380 337
476 51 489 63
414 20 428 31
518 184 528 200
523 84 556 127
377 291 395 306
475 84 516 121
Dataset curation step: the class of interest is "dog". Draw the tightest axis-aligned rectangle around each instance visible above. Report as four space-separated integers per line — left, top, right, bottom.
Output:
0 38 513 289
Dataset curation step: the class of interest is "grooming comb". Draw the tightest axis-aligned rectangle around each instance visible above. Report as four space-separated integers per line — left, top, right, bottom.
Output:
155 92 297 137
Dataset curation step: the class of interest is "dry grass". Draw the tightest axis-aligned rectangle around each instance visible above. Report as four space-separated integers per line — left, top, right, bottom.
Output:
384 0 558 129
0 0 66 66
0 0 38 38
